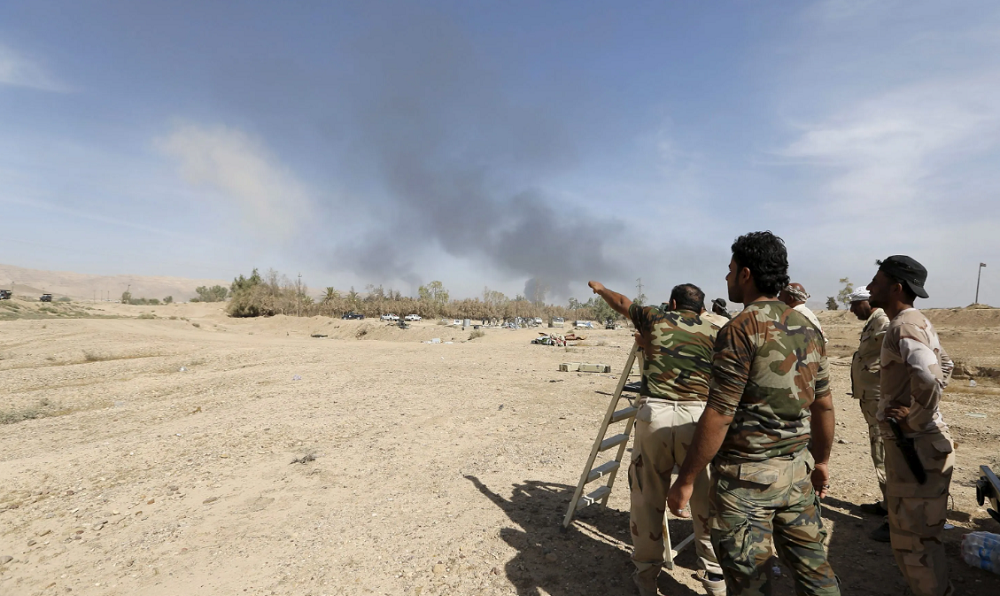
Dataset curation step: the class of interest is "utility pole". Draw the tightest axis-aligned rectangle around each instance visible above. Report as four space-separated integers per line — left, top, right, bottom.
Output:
976 262 987 305
635 277 646 306
297 273 302 317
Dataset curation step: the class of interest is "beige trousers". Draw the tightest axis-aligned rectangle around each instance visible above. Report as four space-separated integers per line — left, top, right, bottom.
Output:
883 428 955 596
629 399 721 576
857 396 887 506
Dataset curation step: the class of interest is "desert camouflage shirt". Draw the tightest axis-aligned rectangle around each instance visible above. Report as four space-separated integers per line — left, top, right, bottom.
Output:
707 300 831 461
628 304 718 402
878 308 954 435
850 308 889 400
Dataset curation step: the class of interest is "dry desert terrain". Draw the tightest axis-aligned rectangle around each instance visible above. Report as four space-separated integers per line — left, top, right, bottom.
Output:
2 299 1000 596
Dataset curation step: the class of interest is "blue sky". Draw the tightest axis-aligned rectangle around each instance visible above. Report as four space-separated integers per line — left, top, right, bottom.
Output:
2 0 998 307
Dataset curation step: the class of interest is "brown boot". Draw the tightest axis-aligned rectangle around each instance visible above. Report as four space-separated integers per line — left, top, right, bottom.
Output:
632 566 660 596
697 570 727 596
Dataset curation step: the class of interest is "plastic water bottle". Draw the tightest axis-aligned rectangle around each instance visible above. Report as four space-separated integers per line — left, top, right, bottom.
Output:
962 532 1000 574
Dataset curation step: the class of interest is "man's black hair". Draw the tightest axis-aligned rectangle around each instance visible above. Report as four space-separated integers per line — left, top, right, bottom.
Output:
670 283 705 313
731 231 790 297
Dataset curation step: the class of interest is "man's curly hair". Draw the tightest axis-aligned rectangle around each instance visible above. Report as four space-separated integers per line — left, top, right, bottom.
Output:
731 231 790 297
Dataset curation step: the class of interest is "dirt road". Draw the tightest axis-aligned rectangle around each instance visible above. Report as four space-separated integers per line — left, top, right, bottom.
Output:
2 302 999 595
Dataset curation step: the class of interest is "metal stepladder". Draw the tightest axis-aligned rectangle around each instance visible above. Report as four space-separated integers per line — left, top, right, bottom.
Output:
562 342 695 569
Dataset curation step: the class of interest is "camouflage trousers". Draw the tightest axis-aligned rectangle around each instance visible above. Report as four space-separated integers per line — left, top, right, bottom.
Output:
628 399 721 577
882 427 955 596
857 396 887 506
709 450 840 596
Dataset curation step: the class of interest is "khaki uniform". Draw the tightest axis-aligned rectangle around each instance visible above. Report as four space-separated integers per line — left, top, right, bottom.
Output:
707 301 839 596
627 305 722 581
878 308 955 596
702 311 731 328
793 303 827 342
850 308 890 505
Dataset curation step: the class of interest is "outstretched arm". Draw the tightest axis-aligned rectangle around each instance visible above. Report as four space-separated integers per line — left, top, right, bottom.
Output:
588 281 633 317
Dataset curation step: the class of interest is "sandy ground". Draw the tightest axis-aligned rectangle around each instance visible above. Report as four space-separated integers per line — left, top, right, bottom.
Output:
2 300 1000 596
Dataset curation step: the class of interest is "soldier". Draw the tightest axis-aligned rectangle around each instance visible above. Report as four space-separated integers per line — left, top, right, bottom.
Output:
588 280 725 596
846 287 892 541
712 298 732 320
866 256 955 596
779 282 826 341
668 231 840 596
703 298 731 327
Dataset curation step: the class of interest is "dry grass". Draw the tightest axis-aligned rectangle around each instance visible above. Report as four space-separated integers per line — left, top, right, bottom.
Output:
0 398 65 425
468 329 485 340
82 351 163 364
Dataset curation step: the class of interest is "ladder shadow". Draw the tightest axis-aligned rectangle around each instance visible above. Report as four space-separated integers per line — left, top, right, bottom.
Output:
465 475 700 596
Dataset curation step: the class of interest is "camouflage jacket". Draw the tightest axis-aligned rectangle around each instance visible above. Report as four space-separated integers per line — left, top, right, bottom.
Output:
628 304 718 402
850 308 889 400
707 300 830 461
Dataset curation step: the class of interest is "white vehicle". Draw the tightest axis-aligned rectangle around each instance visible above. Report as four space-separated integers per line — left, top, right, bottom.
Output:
405 314 421 321
380 313 400 321
550 317 565 328
574 320 595 329
532 317 543 327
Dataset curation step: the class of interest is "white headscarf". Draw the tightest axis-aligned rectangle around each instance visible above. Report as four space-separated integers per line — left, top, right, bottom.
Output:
847 288 871 302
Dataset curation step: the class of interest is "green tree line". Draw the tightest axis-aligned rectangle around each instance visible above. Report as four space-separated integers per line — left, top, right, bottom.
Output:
222 268 626 323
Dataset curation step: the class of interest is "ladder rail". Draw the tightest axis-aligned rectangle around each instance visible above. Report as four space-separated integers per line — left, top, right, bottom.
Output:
562 339 696 570
600 350 642 507
562 343 639 528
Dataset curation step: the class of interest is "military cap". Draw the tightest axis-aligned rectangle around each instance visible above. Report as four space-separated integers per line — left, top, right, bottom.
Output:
877 255 929 299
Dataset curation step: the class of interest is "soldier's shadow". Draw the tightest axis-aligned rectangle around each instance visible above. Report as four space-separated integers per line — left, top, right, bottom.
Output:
465 475 700 596
820 495 911 595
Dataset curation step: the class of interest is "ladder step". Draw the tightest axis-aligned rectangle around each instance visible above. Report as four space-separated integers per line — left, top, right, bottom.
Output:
576 486 611 510
611 406 637 423
586 460 621 484
599 433 629 452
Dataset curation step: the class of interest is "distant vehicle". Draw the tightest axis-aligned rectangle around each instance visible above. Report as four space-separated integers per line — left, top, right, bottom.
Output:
341 312 364 320
550 317 565 328
381 313 400 321
453 319 462 326
574 320 595 329
0 289 11 300
405 314 421 321
532 317 543 327
40 293 53 302
605 318 618 330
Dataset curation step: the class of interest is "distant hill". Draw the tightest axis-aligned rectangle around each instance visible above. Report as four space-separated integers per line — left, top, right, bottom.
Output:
0 263 228 302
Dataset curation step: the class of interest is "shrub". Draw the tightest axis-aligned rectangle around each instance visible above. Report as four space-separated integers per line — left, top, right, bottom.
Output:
196 285 230 302
57 296 72 302
469 329 485 340
163 296 174 304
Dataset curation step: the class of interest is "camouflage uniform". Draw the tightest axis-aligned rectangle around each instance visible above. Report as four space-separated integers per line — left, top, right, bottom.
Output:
851 308 890 506
706 300 840 596
877 309 955 596
626 304 723 584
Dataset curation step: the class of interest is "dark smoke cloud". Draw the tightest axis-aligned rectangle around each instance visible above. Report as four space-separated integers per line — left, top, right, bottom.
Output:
322 5 623 297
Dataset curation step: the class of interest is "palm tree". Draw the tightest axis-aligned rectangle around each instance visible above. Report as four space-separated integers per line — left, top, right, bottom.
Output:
323 287 339 304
